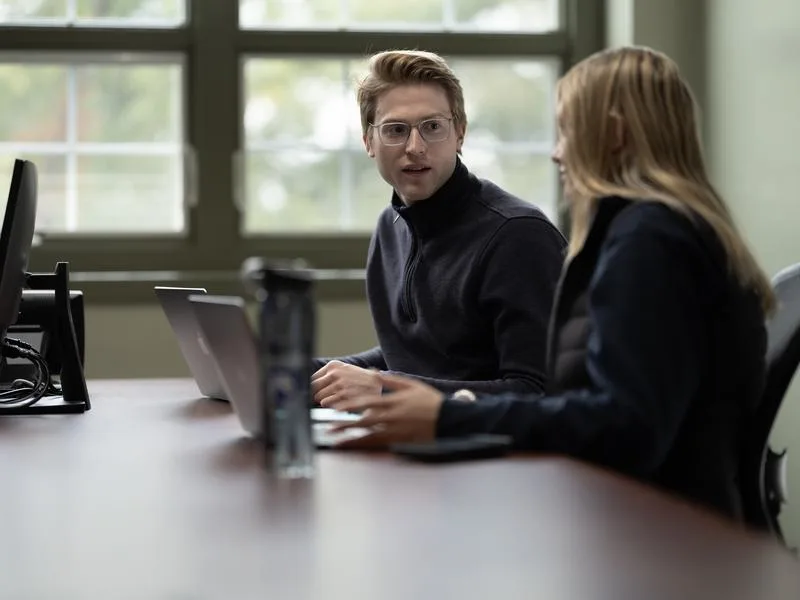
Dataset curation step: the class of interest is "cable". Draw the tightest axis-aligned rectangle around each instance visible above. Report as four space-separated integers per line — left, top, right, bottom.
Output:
4 336 62 396
0 345 49 408
0 337 51 410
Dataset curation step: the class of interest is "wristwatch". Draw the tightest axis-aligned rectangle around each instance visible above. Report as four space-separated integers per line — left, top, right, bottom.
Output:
452 388 477 402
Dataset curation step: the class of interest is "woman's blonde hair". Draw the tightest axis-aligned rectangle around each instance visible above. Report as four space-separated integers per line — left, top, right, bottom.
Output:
558 46 775 314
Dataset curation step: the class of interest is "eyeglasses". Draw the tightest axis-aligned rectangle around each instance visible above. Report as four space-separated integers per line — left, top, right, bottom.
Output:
370 117 454 146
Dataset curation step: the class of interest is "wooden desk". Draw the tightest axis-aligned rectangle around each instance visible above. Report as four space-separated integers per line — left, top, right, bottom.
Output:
1 378 798 599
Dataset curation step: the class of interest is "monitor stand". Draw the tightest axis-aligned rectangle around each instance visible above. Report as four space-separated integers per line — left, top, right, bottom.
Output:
0 262 91 415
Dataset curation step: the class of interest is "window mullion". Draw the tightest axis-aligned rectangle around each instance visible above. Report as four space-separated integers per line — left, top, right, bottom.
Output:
238 30 569 57
188 0 241 270
564 0 605 67
340 59 353 230
66 65 78 233
443 0 456 30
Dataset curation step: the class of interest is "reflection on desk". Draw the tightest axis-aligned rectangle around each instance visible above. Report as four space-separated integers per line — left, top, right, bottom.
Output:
1 378 798 600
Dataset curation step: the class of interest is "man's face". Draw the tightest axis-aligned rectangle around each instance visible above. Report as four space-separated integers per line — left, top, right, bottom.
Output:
364 83 465 205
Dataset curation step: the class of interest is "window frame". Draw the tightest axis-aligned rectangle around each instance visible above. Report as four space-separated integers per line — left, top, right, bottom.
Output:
0 0 604 301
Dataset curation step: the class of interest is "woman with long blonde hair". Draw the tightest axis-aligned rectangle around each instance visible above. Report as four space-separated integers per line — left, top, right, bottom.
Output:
322 46 774 520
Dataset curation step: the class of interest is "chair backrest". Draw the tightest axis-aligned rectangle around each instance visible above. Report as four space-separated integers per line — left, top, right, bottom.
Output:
740 263 800 539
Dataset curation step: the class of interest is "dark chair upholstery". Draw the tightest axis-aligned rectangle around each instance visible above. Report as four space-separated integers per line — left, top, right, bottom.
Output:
740 263 800 546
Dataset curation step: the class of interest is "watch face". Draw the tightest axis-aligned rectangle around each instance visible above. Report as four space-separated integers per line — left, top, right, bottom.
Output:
453 389 476 402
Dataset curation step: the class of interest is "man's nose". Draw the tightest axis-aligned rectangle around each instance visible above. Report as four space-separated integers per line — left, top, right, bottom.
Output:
405 128 427 155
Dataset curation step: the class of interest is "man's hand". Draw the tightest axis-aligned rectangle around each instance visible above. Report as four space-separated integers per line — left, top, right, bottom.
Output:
311 360 382 407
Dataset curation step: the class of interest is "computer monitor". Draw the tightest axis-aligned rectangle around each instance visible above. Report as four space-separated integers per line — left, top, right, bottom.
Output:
0 159 38 343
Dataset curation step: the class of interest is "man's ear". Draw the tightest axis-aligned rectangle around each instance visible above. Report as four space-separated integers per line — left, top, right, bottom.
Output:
363 132 375 158
455 123 466 152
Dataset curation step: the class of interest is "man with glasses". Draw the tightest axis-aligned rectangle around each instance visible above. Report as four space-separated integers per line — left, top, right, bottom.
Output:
311 49 566 407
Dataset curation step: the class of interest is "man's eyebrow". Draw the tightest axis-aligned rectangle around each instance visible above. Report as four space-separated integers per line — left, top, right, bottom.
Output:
377 112 450 124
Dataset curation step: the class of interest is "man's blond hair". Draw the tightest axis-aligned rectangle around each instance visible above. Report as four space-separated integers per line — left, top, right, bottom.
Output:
356 50 467 136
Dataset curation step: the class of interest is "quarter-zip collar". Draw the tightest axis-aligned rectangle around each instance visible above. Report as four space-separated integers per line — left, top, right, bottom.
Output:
390 157 475 239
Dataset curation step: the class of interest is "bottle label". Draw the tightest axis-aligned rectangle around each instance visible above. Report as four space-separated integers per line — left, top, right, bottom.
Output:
270 368 298 411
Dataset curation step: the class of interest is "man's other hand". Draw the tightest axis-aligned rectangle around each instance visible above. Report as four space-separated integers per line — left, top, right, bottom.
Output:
311 360 382 407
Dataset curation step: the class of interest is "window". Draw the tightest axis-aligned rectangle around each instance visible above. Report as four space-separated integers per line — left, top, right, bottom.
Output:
0 54 186 234
239 0 558 32
242 55 558 232
0 0 185 26
0 0 603 294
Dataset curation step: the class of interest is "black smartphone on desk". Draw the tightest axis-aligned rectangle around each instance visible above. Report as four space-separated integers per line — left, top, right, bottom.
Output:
390 434 512 463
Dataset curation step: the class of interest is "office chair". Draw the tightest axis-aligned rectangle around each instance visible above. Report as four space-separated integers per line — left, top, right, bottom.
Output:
740 262 800 547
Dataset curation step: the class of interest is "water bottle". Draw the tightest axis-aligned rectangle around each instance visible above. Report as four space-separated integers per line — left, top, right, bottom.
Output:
242 257 316 479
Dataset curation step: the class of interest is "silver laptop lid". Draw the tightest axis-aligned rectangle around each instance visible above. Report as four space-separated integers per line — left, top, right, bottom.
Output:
153 286 227 400
187 294 362 442
188 294 262 435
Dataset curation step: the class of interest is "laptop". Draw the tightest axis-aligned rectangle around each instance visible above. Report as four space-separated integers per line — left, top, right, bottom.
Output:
187 294 368 447
153 286 227 401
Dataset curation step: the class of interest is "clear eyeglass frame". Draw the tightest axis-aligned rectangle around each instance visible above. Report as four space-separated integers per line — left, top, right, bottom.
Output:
370 117 454 146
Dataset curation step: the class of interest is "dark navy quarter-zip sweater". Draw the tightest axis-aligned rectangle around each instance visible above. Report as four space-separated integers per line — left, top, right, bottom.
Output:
315 158 566 395
436 197 768 519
